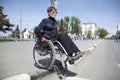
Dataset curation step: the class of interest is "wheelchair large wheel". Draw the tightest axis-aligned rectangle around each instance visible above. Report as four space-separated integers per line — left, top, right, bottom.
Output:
33 40 56 69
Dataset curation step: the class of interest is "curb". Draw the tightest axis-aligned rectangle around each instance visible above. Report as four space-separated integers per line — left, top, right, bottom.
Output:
87 40 102 52
2 73 30 80
65 77 90 80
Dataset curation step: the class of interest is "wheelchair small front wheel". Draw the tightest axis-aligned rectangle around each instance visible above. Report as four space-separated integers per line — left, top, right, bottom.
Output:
33 40 56 69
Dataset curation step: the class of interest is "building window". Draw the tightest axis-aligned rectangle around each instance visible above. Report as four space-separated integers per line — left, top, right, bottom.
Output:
90 27 92 29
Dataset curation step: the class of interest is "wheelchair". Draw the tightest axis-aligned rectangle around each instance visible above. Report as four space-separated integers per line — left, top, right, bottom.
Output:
33 36 83 72
33 37 68 70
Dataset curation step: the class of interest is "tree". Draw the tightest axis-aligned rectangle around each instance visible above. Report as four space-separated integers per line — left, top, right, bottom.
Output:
87 30 91 39
98 28 108 38
64 16 70 33
0 6 14 33
57 16 81 34
57 18 65 32
79 27 82 35
12 25 20 38
70 16 80 34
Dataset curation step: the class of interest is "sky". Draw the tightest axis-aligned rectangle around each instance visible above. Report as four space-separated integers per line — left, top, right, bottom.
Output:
0 0 120 36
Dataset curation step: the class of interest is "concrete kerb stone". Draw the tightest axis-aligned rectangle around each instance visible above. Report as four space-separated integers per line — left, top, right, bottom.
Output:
93 44 97 48
65 77 90 80
88 47 94 52
2 73 30 80
88 40 102 53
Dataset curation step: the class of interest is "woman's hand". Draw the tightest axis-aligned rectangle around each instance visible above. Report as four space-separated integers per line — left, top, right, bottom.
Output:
41 37 47 42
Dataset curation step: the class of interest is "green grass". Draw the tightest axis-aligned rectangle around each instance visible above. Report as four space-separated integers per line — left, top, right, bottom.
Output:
0 39 14 42
0 39 34 42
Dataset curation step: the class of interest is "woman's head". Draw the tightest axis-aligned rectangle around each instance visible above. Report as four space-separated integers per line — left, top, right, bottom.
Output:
47 6 57 18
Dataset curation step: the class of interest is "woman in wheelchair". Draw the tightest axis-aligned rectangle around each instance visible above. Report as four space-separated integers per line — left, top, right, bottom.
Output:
34 6 82 64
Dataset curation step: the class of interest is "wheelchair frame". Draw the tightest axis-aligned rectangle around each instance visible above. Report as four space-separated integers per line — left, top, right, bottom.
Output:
33 38 69 71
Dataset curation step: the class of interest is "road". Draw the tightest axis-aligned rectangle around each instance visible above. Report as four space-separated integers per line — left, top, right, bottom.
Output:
67 40 120 80
0 40 120 80
0 41 37 80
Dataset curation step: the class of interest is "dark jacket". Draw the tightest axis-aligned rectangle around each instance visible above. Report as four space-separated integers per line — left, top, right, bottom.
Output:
34 17 58 39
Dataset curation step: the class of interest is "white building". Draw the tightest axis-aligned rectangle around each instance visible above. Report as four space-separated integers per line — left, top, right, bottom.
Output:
82 22 99 39
29 28 35 39
23 30 30 39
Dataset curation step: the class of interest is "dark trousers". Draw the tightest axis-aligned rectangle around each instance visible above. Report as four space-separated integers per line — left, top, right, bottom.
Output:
57 33 81 57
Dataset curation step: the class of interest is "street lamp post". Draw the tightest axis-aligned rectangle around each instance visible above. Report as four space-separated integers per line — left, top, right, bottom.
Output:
50 0 58 8
20 0 23 39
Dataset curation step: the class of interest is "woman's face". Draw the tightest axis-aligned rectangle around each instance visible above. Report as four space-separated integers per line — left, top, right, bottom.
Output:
48 10 57 18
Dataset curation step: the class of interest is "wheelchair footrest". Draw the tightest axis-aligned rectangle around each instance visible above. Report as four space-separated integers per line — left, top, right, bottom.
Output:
69 53 83 60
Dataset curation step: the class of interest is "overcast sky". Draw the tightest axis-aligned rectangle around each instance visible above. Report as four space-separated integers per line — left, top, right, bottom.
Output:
0 0 120 36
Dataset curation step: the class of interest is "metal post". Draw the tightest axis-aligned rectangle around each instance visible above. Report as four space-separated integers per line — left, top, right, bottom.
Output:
20 0 23 39
50 0 58 8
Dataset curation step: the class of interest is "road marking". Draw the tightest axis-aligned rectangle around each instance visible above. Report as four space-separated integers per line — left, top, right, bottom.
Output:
2 73 30 80
118 64 120 68
65 77 90 80
94 44 97 47
88 47 94 51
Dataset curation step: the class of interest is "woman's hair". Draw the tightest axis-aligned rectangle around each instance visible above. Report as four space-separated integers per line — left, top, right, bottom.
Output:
47 6 57 12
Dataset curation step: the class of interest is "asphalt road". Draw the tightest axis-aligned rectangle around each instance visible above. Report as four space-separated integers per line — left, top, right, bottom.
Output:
1 40 120 80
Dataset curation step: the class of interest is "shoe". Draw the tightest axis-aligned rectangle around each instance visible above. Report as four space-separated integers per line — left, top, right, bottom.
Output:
72 52 79 57
71 52 83 60
72 52 83 57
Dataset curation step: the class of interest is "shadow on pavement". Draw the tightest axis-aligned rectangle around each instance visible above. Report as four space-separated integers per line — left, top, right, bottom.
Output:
30 70 53 80
31 59 77 80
